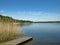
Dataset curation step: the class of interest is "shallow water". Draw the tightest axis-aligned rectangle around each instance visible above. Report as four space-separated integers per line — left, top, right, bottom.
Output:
18 23 60 45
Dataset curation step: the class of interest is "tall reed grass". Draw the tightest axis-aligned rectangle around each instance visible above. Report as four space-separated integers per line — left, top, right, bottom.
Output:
0 22 22 43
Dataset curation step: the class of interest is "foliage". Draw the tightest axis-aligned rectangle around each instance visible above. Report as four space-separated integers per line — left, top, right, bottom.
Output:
0 14 32 23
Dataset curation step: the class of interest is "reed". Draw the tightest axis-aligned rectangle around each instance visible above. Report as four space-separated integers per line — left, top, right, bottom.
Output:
0 22 22 43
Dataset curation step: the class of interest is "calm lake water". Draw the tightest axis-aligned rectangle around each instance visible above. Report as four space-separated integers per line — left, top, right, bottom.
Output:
18 23 60 45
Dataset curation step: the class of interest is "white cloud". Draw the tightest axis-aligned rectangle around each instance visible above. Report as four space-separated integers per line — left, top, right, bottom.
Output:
16 11 60 21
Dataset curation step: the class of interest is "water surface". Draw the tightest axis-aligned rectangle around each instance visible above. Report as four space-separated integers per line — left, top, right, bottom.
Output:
18 23 60 45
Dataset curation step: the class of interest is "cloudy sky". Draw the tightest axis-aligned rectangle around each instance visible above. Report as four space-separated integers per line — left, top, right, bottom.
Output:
0 0 60 21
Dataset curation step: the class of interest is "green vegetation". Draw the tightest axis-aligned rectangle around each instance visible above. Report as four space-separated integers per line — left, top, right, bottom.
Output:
0 15 13 22
0 43 13 45
0 30 20 43
0 14 32 23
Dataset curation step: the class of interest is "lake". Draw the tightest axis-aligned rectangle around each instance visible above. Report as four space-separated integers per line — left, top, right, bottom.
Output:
18 23 60 45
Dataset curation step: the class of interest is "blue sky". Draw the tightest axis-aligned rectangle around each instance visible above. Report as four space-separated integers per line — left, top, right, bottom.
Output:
0 0 60 21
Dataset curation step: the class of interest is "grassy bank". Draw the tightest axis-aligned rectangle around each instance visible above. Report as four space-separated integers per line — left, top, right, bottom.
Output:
0 15 31 43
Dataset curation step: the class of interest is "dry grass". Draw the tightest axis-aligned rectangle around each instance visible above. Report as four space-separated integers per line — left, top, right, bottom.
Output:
0 22 22 43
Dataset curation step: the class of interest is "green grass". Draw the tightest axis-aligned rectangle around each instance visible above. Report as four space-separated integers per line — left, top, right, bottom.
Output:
0 30 20 43
0 43 13 45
